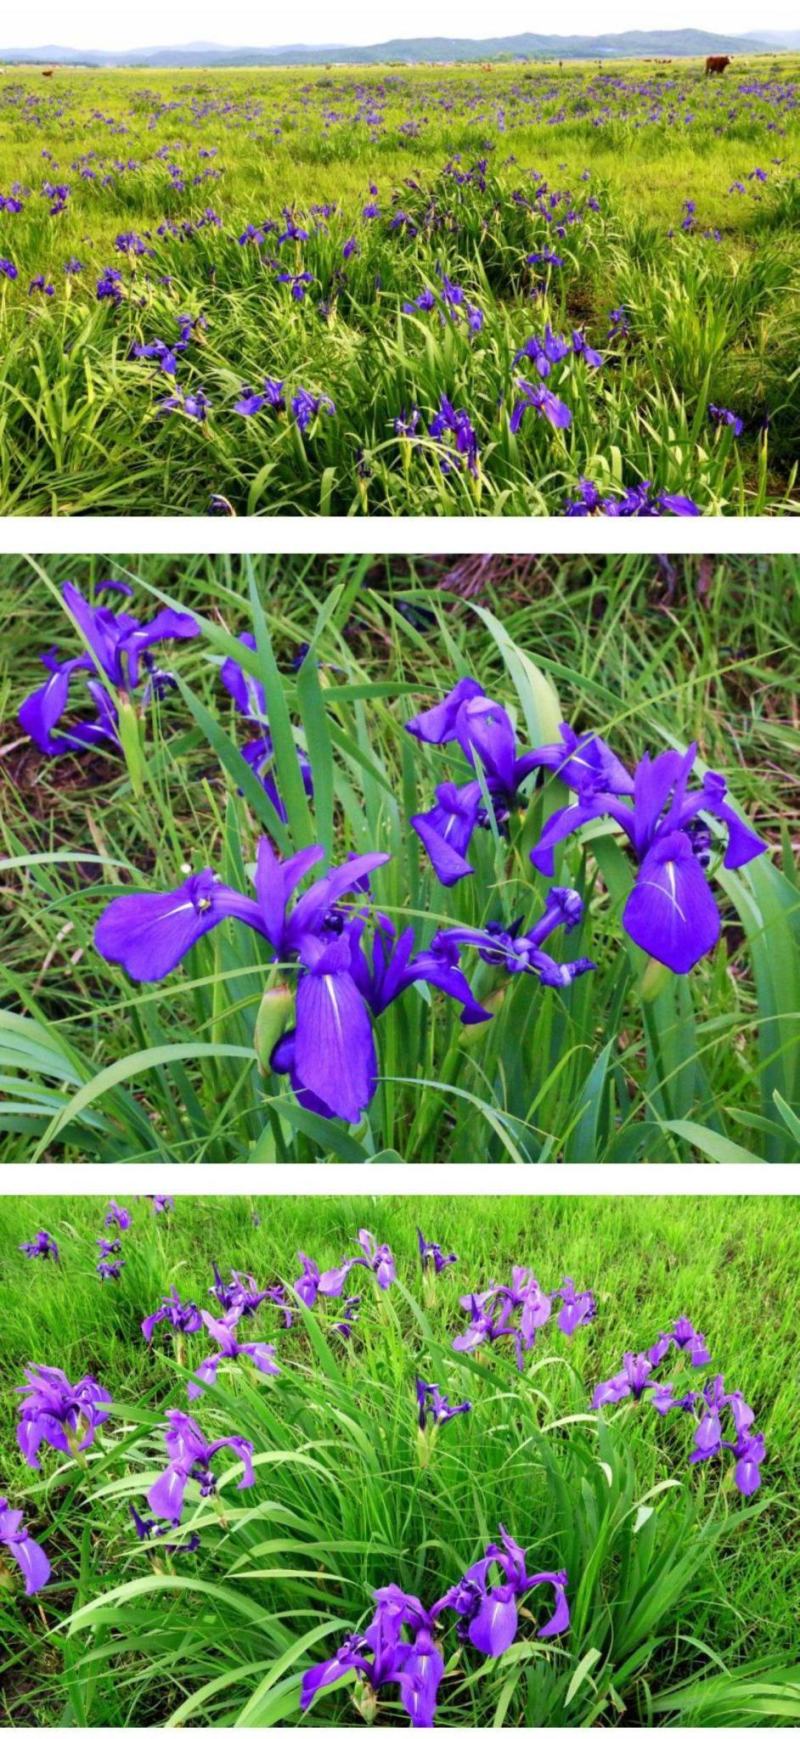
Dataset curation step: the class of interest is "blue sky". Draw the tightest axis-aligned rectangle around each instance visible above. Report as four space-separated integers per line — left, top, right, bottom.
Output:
4 0 796 51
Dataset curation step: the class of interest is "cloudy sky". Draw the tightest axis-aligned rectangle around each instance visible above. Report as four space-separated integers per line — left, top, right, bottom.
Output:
3 0 795 50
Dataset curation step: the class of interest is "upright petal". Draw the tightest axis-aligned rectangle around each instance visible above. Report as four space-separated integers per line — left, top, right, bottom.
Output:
405 678 485 745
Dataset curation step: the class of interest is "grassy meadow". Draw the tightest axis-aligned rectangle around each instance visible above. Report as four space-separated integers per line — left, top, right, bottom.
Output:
0 1193 798 1726
0 58 798 512
0 552 797 1163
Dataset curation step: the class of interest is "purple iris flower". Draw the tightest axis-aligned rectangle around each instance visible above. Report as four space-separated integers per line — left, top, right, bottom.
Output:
219 638 314 816
219 631 266 719
18 581 198 758
353 1229 396 1290
96 1236 122 1259
208 1265 269 1320
187 1310 280 1398
417 1228 457 1274
0 258 18 279
406 678 553 884
432 886 595 990
431 1528 569 1657
510 378 572 433
97 1258 125 1281
395 408 420 438
142 1287 203 1342
147 1410 255 1523
429 394 479 475
416 1378 471 1429
0 1497 51 1595
293 1230 396 1305
19 1230 59 1262
689 1377 764 1494
234 378 286 417
17 1365 112 1469
592 1350 657 1407
551 1276 597 1333
301 1584 444 1726
292 389 335 431
647 1316 711 1369
709 404 744 436
94 840 390 1125
147 1194 174 1213
345 911 490 1026
129 1503 200 1554
158 389 210 421
105 1200 131 1230
530 739 766 974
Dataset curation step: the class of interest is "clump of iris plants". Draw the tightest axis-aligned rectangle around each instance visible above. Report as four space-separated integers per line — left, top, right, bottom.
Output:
592 1316 766 1495
301 1531 571 1725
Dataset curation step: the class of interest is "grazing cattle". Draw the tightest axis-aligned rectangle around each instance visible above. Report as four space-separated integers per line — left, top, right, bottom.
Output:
705 55 731 75
42 68 55 77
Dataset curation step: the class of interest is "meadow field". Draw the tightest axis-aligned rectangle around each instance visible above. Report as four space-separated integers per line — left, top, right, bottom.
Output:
0 57 798 514
0 1193 798 1727
1 552 797 1163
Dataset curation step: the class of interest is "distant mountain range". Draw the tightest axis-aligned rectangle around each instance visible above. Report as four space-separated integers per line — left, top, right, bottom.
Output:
0 27 794 68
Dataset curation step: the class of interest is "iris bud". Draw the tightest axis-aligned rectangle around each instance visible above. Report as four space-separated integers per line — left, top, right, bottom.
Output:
254 984 294 1074
116 695 147 799
640 957 671 1002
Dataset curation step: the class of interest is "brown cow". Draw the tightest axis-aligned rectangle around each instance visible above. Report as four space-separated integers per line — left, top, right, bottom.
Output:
705 55 732 75
42 68 55 77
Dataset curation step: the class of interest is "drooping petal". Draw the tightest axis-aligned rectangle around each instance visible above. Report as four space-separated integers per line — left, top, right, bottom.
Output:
623 832 720 973
294 944 377 1123
18 658 88 754
147 1462 189 1523
8 1531 52 1595
530 794 632 877
94 870 230 981
300 1651 360 1712
186 1354 222 1399
468 1585 519 1656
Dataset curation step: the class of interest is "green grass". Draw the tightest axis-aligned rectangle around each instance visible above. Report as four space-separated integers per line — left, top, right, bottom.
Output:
0 59 798 512
0 553 798 1163
0 1193 798 1726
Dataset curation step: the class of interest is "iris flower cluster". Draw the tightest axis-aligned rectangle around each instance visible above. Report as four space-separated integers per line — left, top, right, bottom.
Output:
302 1530 570 1725
18 581 199 757
592 1318 765 1495
454 1269 595 1370
96 1198 132 1279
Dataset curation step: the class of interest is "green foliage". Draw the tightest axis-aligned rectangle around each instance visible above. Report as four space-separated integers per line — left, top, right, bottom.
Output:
0 1195 798 1726
0 60 798 512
